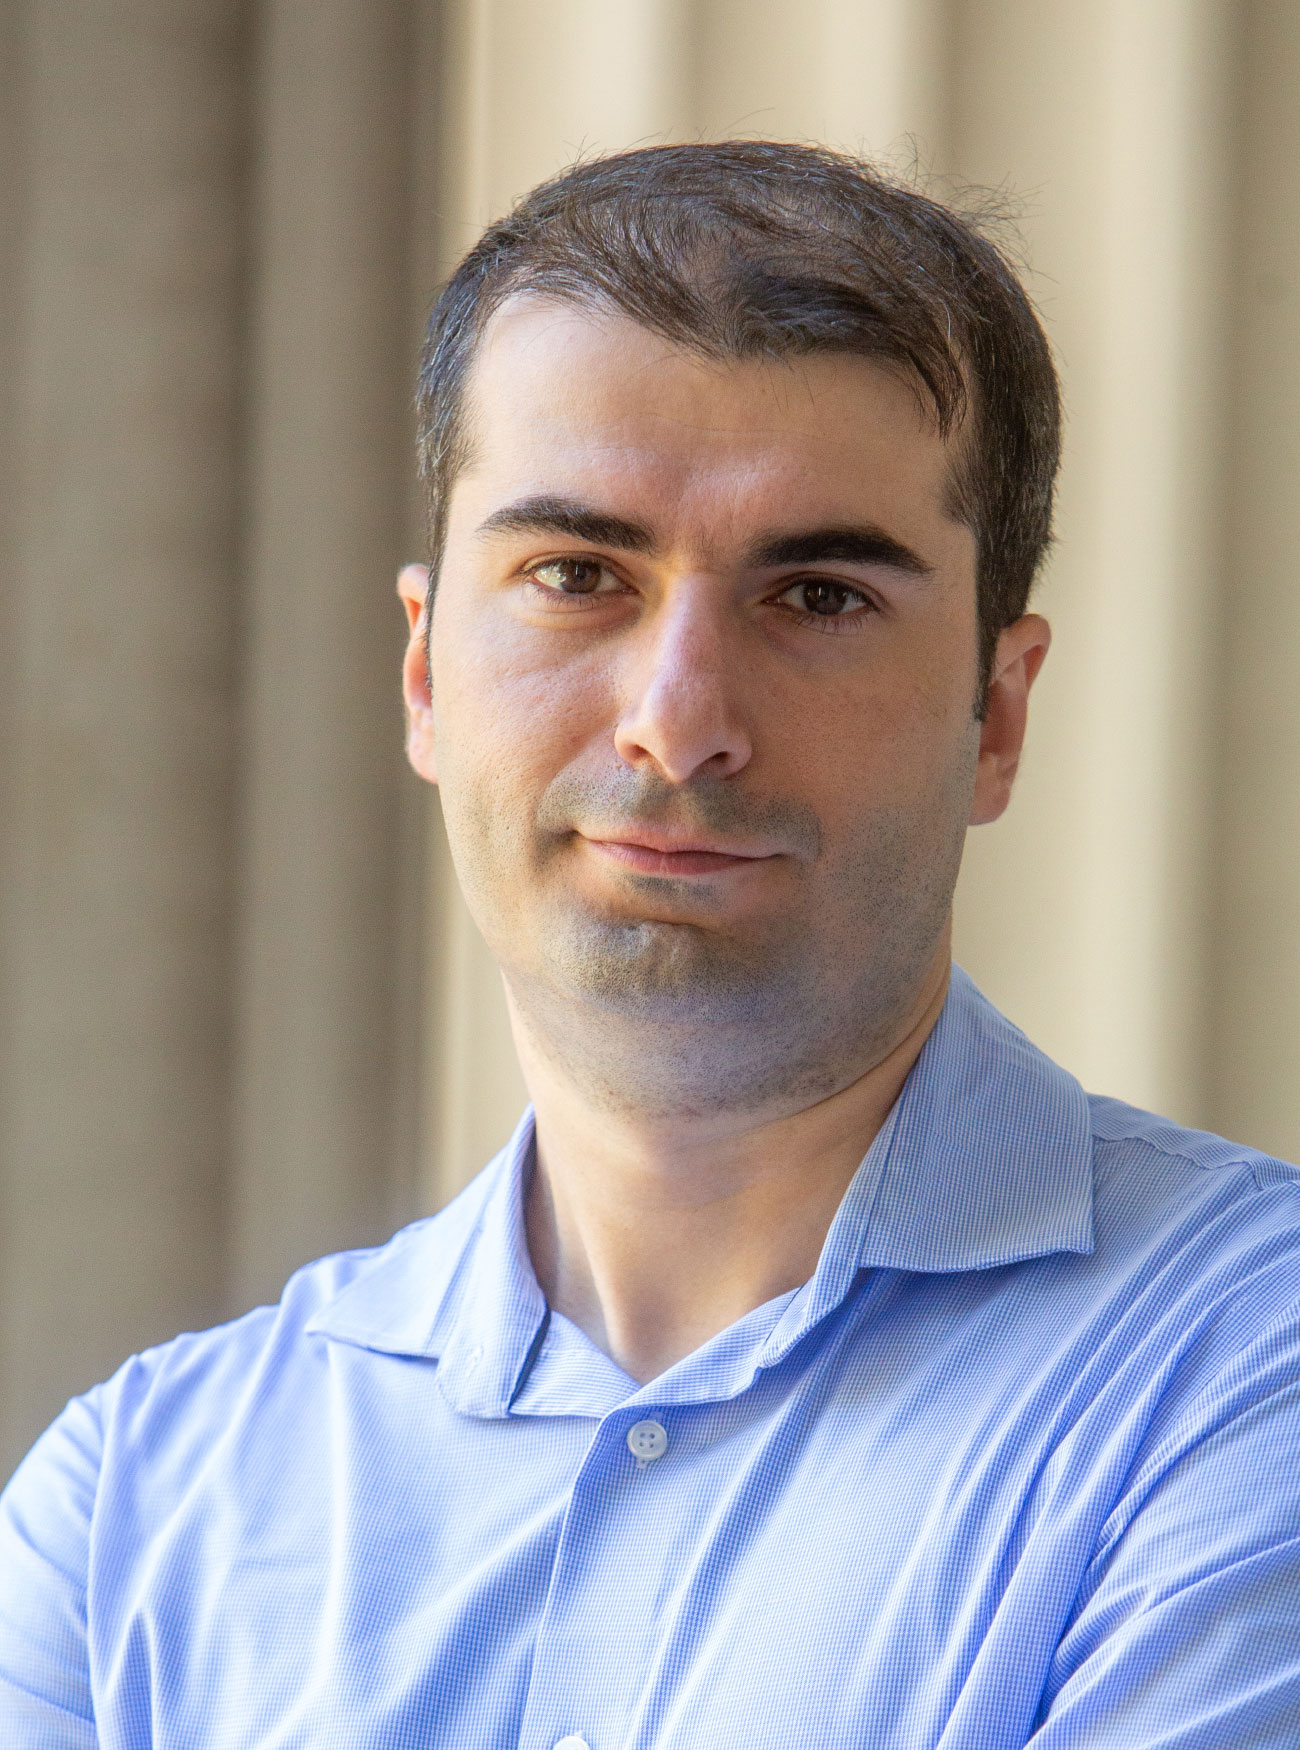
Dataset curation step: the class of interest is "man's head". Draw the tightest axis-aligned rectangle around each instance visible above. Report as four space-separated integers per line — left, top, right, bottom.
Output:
401 143 1057 1120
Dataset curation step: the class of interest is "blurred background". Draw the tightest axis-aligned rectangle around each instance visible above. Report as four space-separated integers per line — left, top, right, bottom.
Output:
1 0 1296 1475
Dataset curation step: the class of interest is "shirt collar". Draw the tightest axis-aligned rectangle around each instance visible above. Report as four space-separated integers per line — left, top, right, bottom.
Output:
308 966 1094 1407
306 1107 546 1415
753 965 1094 1371
859 964 1094 1272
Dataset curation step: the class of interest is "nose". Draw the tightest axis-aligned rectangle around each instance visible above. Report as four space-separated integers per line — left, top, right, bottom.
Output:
612 583 753 783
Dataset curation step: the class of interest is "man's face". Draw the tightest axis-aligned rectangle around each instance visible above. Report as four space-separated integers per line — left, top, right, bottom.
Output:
406 297 1042 1116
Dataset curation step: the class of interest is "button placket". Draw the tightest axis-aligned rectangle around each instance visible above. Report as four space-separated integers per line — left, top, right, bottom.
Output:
516 1412 682 1749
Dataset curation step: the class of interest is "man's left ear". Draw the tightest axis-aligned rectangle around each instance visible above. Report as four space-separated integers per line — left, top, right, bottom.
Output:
397 563 438 785
969 613 1051 826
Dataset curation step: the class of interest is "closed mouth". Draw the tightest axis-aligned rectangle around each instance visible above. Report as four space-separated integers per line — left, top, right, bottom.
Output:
581 835 775 877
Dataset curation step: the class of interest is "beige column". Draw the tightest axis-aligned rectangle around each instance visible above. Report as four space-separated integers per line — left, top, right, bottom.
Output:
0 0 24 1477
442 0 695 232
0 4 246 1472
421 0 957 1202
229 0 421 1309
949 0 1234 1125
1207 3 1300 1161
694 0 950 163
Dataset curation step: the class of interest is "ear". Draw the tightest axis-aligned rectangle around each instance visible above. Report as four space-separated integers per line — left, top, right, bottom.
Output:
969 613 1051 826
397 563 438 785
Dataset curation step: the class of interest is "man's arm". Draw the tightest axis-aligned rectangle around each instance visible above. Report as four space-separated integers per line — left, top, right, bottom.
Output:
1030 1341 1300 1746
0 1392 101 1747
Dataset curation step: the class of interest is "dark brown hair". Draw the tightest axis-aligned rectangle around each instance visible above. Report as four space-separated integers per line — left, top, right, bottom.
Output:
417 140 1060 703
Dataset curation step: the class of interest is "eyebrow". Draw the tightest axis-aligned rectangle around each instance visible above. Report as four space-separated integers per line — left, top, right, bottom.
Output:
474 494 934 578
746 527 934 577
474 495 657 553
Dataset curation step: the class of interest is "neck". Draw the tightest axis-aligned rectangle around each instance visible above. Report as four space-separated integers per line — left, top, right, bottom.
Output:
513 943 952 1384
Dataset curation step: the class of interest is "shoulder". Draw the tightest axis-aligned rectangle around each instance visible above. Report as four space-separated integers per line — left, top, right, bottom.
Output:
1085 1089 1300 1225
2 1156 500 1543
105 1159 500 1452
1078 1093 1300 1387
0 1163 503 1735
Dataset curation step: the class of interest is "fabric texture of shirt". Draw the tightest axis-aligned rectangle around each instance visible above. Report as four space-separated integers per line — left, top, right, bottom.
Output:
4 966 1300 1748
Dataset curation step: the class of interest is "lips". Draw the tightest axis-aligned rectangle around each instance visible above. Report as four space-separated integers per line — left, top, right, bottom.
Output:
581 835 774 877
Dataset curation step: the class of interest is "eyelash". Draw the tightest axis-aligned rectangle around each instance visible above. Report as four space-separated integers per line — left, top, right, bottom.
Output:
521 559 878 633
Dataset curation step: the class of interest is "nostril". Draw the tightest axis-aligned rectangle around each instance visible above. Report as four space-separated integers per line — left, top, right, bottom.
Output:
613 688 752 785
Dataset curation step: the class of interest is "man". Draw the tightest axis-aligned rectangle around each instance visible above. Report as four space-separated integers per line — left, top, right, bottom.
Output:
3 141 1299 1747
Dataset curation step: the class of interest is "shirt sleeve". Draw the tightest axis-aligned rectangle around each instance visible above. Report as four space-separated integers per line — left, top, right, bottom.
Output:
1029 1344 1300 1747
0 1392 102 1748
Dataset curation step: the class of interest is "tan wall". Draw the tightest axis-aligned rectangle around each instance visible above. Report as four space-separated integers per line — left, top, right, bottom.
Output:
2 0 1297 1473
0 1 434 1476
2 4 249 1474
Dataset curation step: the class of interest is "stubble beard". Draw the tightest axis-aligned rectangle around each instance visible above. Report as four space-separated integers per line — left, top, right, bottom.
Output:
452 763 972 1123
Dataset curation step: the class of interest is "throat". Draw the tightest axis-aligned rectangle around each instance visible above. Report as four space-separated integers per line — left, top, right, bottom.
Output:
514 949 952 1383
526 1160 831 1384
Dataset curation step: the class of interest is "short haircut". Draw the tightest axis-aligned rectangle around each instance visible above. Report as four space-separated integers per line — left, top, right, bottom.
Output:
417 140 1061 705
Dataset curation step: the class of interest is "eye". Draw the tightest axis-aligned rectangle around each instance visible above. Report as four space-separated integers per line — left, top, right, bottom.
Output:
775 577 875 622
527 557 622 597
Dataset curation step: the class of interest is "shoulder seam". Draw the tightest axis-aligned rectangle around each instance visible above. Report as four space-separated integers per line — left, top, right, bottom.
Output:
1090 1118 1300 1199
1091 1123 1255 1172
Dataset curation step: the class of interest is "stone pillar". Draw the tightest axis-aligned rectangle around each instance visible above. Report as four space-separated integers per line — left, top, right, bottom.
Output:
695 0 950 163
949 0 1234 1125
229 0 420 1310
1207 2 1300 1160
0 3 247 1472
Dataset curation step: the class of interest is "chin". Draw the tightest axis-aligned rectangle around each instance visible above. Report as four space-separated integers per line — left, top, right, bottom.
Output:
537 913 781 1018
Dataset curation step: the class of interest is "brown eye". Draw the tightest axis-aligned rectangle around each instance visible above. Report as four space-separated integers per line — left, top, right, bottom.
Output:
531 558 608 594
780 579 870 617
802 581 859 615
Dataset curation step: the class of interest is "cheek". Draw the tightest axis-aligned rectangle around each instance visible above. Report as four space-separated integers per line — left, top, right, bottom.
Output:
429 599 611 806
774 662 968 809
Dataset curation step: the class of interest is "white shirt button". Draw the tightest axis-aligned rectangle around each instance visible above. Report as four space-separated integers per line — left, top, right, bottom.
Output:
553 1738 590 1749
627 1418 669 1462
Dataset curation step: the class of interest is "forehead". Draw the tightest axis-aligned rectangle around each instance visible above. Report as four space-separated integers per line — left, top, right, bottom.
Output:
452 296 966 556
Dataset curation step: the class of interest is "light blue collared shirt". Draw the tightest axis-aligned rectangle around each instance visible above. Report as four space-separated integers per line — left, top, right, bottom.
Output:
5 967 1300 1747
